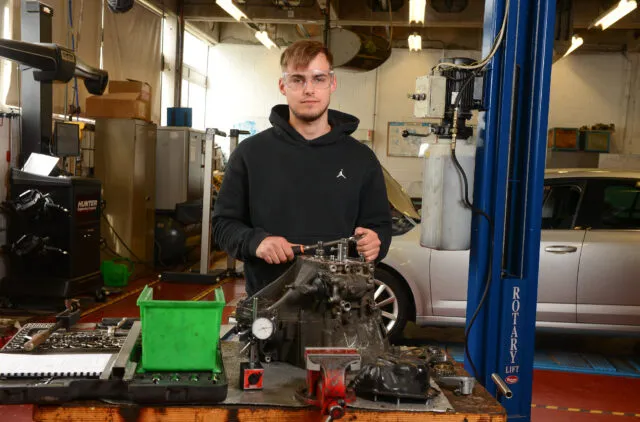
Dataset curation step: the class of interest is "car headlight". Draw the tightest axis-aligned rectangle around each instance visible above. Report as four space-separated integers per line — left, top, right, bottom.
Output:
391 208 418 236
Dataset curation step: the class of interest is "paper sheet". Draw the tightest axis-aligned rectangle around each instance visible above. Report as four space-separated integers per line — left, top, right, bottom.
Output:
0 353 113 377
21 153 60 176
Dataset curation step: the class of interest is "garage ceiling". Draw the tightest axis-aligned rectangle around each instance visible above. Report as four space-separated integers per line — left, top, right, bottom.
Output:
166 0 640 53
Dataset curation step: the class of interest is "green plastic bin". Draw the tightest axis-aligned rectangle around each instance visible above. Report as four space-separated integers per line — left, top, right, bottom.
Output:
136 285 226 372
101 258 134 287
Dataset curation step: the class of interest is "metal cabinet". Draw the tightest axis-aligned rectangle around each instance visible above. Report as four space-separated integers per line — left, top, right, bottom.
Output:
95 119 156 264
155 127 205 211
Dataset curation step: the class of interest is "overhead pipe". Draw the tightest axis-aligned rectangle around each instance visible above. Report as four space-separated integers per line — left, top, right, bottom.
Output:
174 0 185 107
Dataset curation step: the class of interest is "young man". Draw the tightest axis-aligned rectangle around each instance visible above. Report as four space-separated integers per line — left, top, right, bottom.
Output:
212 40 392 296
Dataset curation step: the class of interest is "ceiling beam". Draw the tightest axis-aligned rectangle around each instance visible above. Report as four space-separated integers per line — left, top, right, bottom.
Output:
316 0 338 21
183 1 483 27
183 0 640 29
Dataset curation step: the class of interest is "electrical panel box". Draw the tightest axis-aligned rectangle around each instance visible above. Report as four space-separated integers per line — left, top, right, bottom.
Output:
414 75 447 119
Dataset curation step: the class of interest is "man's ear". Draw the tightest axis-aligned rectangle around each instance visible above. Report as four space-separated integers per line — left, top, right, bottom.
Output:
330 73 337 93
279 78 286 95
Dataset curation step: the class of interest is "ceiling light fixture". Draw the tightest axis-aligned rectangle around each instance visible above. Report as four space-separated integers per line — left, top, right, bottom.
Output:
408 33 422 51
215 0 248 22
409 0 426 24
255 30 277 49
563 35 584 57
591 0 637 30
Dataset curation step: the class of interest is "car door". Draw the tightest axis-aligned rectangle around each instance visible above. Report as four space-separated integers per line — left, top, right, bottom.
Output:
576 178 640 326
430 248 470 318
430 179 585 323
537 181 586 323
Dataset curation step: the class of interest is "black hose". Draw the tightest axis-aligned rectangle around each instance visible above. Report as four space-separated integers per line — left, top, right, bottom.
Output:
101 212 155 270
451 138 495 381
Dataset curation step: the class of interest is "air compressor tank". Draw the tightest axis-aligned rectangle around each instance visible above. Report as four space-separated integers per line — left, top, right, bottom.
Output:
420 141 476 250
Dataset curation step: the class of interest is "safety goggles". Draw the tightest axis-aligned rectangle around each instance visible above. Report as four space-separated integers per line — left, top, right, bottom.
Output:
282 70 335 91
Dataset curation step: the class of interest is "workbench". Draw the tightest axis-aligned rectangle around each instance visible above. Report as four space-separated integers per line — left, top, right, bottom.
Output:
32 341 506 422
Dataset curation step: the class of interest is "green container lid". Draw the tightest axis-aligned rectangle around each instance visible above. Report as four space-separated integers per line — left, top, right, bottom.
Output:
136 285 226 372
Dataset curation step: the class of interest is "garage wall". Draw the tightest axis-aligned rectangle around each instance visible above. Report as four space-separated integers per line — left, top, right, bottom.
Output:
624 54 640 155
205 45 640 190
103 3 163 123
205 43 377 155
205 45 477 191
373 48 480 192
379 51 640 187
548 53 640 155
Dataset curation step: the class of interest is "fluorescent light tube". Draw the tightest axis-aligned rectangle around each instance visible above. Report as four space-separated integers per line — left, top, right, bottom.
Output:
563 35 584 57
592 0 637 30
408 33 422 51
216 0 248 21
255 31 277 49
409 0 426 24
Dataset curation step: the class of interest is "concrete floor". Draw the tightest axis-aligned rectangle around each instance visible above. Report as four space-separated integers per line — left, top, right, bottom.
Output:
1 269 639 421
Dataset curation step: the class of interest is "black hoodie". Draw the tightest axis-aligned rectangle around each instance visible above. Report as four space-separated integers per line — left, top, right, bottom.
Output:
212 105 392 295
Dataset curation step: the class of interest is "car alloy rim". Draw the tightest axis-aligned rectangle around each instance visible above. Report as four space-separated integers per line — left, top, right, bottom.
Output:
373 279 399 333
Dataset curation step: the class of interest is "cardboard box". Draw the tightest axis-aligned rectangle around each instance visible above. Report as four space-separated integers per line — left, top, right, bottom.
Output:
86 92 151 121
108 80 152 103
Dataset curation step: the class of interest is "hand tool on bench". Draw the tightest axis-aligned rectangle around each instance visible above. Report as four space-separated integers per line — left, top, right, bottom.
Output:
23 300 80 352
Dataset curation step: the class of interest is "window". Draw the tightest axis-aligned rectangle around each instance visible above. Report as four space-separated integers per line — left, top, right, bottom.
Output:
180 31 209 130
541 185 582 230
160 17 174 127
596 181 640 230
183 32 208 73
0 1 13 106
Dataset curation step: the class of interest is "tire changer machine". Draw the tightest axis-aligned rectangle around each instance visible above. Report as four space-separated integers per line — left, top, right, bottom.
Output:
0 3 106 306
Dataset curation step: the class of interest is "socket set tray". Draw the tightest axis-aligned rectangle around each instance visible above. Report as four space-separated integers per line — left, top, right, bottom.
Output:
1 323 127 353
0 319 228 405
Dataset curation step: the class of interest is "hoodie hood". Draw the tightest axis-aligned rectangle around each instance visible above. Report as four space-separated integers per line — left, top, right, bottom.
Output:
269 104 359 146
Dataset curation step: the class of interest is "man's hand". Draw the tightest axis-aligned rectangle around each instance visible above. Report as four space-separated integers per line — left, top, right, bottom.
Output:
354 227 381 262
256 236 296 264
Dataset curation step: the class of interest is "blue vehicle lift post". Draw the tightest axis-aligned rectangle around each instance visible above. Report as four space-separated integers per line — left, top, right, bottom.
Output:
465 0 557 420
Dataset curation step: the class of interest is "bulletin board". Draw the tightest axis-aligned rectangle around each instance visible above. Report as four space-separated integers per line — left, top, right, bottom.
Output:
387 121 433 157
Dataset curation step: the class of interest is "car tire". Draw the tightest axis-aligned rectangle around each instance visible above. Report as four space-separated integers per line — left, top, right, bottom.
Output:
374 267 411 343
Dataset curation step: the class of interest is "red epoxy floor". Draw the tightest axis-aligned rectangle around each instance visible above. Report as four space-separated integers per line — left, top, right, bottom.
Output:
530 370 640 420
1 268 639 421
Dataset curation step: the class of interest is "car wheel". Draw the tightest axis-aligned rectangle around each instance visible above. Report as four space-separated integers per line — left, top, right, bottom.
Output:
374 268 411 343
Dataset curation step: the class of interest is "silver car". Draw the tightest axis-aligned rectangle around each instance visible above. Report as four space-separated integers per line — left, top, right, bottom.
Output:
375 168 640 340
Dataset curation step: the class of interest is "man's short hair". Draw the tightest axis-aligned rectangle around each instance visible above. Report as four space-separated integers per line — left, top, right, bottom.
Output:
280 40 334 71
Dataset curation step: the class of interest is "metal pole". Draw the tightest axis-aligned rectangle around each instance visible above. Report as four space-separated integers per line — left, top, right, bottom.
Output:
200 129 215 275
20 0 54 166
174 0 185 107
465 0 556 419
